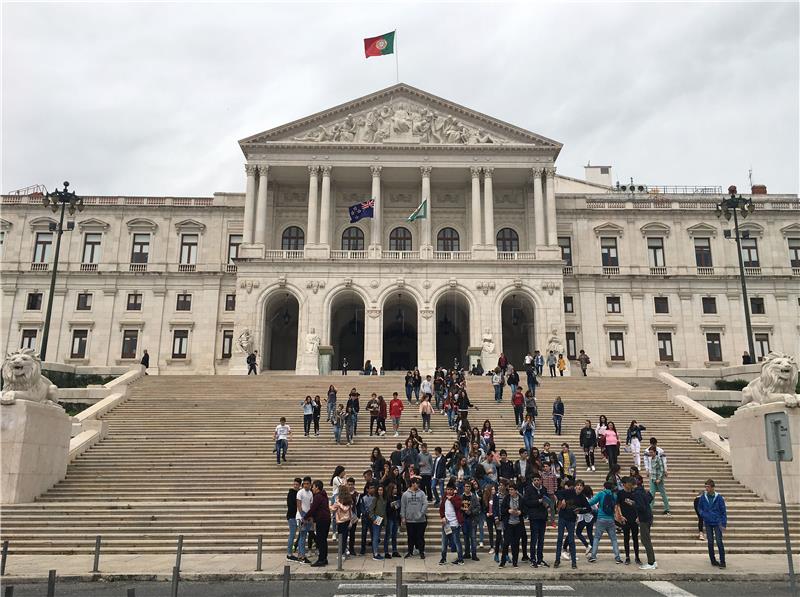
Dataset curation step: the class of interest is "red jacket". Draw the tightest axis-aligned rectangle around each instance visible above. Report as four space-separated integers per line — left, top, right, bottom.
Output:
512 391 524 407
389 399 404 418
439 494 464 526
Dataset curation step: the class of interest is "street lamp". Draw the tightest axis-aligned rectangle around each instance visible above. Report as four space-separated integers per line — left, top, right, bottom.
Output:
39 182 84 361
716 185 756 361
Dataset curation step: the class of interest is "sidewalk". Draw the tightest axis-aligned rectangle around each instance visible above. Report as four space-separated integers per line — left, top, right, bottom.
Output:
3 553 798 583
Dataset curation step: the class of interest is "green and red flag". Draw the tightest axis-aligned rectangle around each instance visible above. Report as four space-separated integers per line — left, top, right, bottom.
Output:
364 31 395 58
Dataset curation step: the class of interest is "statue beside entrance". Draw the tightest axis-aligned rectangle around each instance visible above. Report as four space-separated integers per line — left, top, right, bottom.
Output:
297 327 321 375
480 329 497 368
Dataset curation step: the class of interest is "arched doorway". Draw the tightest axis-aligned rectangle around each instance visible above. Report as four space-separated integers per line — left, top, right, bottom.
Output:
435 291 470 369
501 293 536 368
382 293 418 371
330 291 365 371
263 293 300 370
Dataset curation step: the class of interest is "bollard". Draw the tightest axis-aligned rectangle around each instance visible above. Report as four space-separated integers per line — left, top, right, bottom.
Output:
281 564 290 597
174 535 184 573
535 582 543 597
127 590 136 597
400 586 408 597
47 569 56 597
337 532 344 571
4 585 13 597
92 535 101 573
395 565 402 597
256 535 263 572
170 566 180 597
1 540 8 576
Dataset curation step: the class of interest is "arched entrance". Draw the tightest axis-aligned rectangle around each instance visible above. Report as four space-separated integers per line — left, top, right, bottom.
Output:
330 291 365 371
263 292 300 370
501 293 536 368
382 292 418 371
435 291 470 369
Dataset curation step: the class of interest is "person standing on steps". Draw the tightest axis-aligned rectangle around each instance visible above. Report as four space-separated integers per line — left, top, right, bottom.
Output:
534 350 544 376
438 482 465 566
342 357 349 375
347 389 360 437
492 367 504 402
367 393 380 436
552 396 564 435
274 417 292 465
604 422 621 470
304 480 331 567
246 350 258 375
547 351 557 377
140 349 150 374
616 476 641 565
523 474 549 568
524 351 536 389
557 353 567 376
646 445 671 515
286 477 301 561
626 420 647 468
389 392 404 437
419 395 434 432
401 476 428 559
580 419 598 472
499 483 524 567
326 385 337 422
553 478 587 569
577 350 591 376
634 477 657 570
312 395 322 437
377 394 388 436
586 481 623 565
295 476 314 564
301 396 314 437
698 478 727 569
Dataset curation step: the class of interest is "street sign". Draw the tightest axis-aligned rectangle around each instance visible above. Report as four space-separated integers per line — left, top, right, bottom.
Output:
765 412 793 462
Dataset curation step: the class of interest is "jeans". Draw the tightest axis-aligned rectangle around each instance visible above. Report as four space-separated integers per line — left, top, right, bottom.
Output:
591 517 621 560
446 409 456 428
581 366 587 376
313 414 320 434
462 518 476 558
476 511 486 544
649 478 671 512
346 420 355 443
494 385 503 401
502 522 523 564
351 411 359 436
297 520 311 557
372 523 383 556
327 401 336 421
523 432 534 454
336 521 350 558
422 413 431 431
575 518 594 548
405 385 413 402
287 518 297 556
360 516 371 553
584 447 596 469
275 439 287 464
413 386 420 401
514 405 524 426
303 414 312 435
529 518 546 563
433 478 445 504
526 370 535 389
555 518 576 564
639 520 656 565
370 416 378 435
421 475 433 500
434 391 443 411
441 525 463 561
384 518 398 554
706 524 726 565
606 444 619 469
509 383 517 397
333 424 342 444
549 364 556 377
315 519 330 563
377 417 386 434
553 414 562 435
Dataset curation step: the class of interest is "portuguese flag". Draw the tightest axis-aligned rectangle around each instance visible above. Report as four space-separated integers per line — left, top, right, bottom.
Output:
364 31 395 58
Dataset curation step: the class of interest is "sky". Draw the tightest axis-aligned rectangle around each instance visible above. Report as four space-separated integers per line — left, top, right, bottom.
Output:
2 1 798 197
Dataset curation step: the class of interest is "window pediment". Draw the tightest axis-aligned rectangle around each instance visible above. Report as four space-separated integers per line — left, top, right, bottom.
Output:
28 217 57 232
174 219 206 234
593 222 624 237
0 218 11 231
640 222 671 237
739 222 764 238
686 222 718 238
78 218 110 232
780 223 800 238
126 218 158 232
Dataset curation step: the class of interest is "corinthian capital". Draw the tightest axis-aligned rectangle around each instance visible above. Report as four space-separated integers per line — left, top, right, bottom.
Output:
258 164 270 176
308 165 320 176
483 167 494 179
532 167 544 178
545 167 557 179
370 165 383 177
245 164 258 176
320 165 332 176
420 166 432 177
470 166 482 178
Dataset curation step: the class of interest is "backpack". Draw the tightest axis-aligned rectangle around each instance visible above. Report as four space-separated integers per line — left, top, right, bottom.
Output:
601 491 615 517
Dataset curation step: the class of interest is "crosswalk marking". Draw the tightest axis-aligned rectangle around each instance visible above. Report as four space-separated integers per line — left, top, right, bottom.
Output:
640 581 699 597
337 583 574 592
335 594 584 597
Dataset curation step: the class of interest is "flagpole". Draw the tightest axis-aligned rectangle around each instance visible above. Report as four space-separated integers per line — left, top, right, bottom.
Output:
394 30 399 83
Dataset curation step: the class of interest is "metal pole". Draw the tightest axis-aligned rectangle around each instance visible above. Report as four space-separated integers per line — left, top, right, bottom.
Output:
39 198 66 361
396 565 402 597
1 540 8 575
256 535 263 572
282 564 291 597
535 582 544 597
91 535 101 573
47 569 56 597
4 585 13 597
175 535 184 572
400 586 408 597
337 532 344 571
773 420 798 597
127 590 136 597
170 566 180 597
731 206 756 360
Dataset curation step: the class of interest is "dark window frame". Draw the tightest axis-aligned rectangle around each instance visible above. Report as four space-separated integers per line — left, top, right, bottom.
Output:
281 226 305 251
71 329 89 359
436 227 460 252
76 292 93 311
496 227 520 252
389 227 413 251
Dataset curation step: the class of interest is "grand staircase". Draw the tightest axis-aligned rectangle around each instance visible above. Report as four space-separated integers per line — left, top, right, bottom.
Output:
2 374 799 555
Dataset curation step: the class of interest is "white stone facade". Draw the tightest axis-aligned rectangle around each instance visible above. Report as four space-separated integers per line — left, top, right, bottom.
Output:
1 84 798 375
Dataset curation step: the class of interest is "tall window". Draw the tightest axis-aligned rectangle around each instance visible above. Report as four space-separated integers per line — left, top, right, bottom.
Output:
606 296 621 314
654 296 669 314
176 294 192 311
228 234 242 263
741 238 759 267
565 332 577 360
0 230 5 256
754 333 770 361
558 237 572 266
496 228 519 252
647 237 665 267
21 329 37 350
121 330 139 359
281 226 304 250
609 332 625 361
179 234 198 265
221 330 234 359
71 330 88 359
131 233 150 263
436 228 460 252
694 238 713 267
225 294 236 311
788 238 800 267
750 297 765 315
702 296 717 314
33 232 53 263
600 237 618 266
26 292 43 310
389 227 412 251
127 293 143 311
341 227 365 251
564 296 574 313
657 332 673 361
76 293 93 311
82 233 102 264
706 333 722 362
172 330 189 359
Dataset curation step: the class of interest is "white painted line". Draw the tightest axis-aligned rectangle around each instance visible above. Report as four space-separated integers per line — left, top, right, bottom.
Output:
640 581 699 597
334 595 583 597
337 583 574 591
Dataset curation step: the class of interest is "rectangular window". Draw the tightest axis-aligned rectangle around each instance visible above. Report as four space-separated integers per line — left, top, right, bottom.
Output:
741 238 759 267
228 234 242 264
754 333 770 362
121 330 139 359
694 238 713 267
127 293 143 311
647 237 665 268
172 330 189 359
131 233 150 264
76 293 93 311
225 294 236 311
789 238 800 268
21 329 37 350
609 332 625 361
70 329 88 359
600 237 619 267
180 234 198 265
176 293 192 311
563 296 574 314
0 230 5 255
33 232 53 263
657 332 674 361
654 296 669 314
26 292 43 310
222 330 234 359
750 297 765 315
706 333 723 362
702 296 717 314
558 236 572 266
82 233 102 264
565 332 577 360
606 296 621 314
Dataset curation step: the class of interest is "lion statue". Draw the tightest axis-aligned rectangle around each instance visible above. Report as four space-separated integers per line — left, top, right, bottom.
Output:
0 349 60 407
740 352 799 409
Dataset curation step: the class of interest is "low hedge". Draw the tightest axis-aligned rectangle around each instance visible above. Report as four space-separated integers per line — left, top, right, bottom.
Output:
714 379 749 391
59 402 93 416
709 405 738 418
42 370 117 389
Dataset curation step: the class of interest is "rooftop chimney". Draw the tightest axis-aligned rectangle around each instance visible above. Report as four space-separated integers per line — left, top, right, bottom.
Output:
751 184 767 195
584 163 613 188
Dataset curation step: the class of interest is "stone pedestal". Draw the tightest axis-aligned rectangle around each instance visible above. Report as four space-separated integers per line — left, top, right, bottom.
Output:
318 346 333 375
297 352 320 375
728 403 800 504
238 244 264 259
1 401 71 504
303 245 330 259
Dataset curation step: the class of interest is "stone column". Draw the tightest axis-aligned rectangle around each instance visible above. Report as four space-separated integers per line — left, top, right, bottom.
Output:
470 167 482 249
545 167 557 246
532 167 545 246
420 166 432 256
370 166 382 252
483 167 495 246
318 166 332 246
306 166 320 246
254 165 269 245
243 164 258 243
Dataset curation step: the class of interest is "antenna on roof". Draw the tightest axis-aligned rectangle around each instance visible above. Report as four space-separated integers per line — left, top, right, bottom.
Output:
748 167 753 189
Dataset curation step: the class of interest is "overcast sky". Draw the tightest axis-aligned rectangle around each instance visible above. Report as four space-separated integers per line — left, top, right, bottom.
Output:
2 1 798 196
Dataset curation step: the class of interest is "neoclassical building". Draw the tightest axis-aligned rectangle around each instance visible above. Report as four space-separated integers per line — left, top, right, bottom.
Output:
2 84 798 375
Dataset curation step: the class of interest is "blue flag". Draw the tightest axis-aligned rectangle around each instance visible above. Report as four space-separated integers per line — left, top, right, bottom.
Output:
349 198 375 223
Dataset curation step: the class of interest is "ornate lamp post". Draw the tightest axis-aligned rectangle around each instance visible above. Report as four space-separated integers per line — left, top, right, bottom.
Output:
39 182 84 361
716 185 756 361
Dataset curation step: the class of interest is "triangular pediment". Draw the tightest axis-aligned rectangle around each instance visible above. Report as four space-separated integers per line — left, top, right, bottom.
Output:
593 222 625 237
686 222 718 238
240 83 562 151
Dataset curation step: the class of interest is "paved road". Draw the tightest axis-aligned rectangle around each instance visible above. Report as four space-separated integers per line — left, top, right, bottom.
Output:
3 580 796 597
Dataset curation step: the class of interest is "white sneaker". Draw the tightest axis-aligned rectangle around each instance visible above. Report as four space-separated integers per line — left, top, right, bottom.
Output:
479 542 485 548
586 467 592 472
591 466 596 471
394 432 399 437
562 550 570 561
639 562 657 570
585 546 592 556
380 431 386 436
489 548 495 555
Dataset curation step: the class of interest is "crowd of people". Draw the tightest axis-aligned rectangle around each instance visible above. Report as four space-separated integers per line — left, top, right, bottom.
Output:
276 358 728 571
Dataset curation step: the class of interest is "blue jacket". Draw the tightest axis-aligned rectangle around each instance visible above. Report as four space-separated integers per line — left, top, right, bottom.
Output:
698 492 727 527
588 489 617 520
